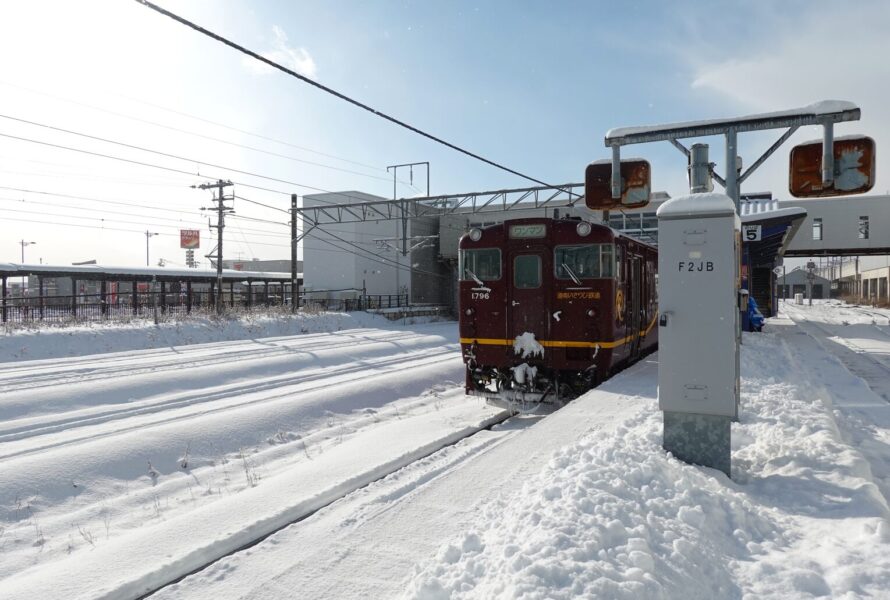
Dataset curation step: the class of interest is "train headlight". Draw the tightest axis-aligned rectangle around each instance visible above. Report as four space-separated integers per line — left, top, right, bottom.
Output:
468 228 483 242
576 222 592 237
587 309 596 317
465 308 475 316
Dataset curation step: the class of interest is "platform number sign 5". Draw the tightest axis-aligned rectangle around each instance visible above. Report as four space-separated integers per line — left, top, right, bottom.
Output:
743 225 762 242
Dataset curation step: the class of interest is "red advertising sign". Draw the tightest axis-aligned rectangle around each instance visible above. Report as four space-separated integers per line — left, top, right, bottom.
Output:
180 229 201 249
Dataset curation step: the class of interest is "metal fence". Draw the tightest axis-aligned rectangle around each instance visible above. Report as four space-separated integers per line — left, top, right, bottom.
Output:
303 294 409 313
1 292 409 324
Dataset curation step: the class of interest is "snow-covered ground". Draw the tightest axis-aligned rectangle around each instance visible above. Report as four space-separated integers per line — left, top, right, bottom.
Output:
2 303 890 599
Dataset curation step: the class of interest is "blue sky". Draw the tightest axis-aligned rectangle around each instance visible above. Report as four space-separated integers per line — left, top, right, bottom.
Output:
0 0 888 265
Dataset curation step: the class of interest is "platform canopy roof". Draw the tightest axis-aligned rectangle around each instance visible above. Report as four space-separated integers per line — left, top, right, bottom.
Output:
0 263 295 283
739 198 808 267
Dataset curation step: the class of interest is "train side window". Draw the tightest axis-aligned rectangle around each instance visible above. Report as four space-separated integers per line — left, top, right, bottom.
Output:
600 245 615 278
554 245 615 279
514 255 541 289
459 248 501 281
615 246 623 282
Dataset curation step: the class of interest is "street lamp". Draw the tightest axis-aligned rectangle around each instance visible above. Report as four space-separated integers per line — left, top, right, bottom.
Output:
145 230 159 267
19 240 36 263
19 240 36 296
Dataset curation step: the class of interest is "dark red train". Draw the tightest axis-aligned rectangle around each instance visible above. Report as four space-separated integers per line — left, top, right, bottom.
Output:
458 217 658 406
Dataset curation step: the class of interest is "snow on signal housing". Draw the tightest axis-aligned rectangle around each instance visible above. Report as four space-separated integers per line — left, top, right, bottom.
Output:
789 135 876 198
584 158 651 210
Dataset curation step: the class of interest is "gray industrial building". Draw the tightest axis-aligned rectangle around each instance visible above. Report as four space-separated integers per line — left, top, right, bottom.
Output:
776 268 830 300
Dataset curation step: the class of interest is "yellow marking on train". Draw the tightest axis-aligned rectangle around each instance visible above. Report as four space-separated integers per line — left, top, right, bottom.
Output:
460 315 658 349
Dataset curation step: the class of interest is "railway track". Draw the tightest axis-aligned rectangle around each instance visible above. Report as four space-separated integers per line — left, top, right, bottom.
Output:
0 348 459 457
784 305 890 402
0 329 429 392
133 407 517 599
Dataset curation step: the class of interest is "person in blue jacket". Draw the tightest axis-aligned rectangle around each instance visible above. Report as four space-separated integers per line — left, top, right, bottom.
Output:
747 296 764 332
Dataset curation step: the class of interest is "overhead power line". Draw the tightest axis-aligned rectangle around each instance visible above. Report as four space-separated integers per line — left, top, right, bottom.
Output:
0 185 198 216
0 213 292 249
232 194 289 214
308 225 449 280
0 117 390 205
0 195 289 238
0 81 398 183
1 79 390 173
0 113 337 200
135 0 579 198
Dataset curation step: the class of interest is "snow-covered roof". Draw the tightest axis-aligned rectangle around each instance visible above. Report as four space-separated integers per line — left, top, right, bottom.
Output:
0 263 295 280
739 198 807 224
607 100 859 142
656 192 736 219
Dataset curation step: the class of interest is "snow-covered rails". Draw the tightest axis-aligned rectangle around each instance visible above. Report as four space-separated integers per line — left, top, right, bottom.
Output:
458 217 658 404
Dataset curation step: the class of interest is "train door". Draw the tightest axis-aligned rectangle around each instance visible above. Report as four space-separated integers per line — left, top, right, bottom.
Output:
507 248 549 353
628 255 643 358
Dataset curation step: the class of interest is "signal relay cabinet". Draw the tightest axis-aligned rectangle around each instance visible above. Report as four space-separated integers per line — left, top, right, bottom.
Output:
656 192 740 476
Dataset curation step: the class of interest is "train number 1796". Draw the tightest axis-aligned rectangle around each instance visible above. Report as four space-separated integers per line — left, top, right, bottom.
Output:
471 292 490 300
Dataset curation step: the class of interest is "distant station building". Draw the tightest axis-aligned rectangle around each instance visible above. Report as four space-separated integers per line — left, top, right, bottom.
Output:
777 267 830 300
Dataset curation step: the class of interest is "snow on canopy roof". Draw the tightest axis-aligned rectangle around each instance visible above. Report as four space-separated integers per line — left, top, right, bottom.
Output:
739 198 807 224
606 100 859 141
0 263 294 280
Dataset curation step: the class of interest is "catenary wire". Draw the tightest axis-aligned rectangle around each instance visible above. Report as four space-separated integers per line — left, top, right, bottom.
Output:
0 206 291 248
0 197 290 238
0 80 389 173
0 122 391 206
0 82 400 183
0 185 201 216
0 114 351 203
134 0 580 200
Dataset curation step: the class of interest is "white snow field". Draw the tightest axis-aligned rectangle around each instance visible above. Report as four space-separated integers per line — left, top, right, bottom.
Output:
2 303 890 599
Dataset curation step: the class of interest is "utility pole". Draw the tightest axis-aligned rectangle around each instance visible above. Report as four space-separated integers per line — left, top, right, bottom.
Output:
196 180 234 315
385 161 429 306
291 193 298 313
145 230 158 267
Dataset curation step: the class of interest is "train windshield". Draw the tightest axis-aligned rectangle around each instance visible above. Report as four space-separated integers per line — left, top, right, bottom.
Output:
554 244 615 279
459 248 501 281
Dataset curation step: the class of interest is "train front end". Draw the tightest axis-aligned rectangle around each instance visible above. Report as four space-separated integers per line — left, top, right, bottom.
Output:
458 218 618 406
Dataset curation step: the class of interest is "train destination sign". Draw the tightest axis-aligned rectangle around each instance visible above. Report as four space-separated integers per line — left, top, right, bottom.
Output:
508 224 546 239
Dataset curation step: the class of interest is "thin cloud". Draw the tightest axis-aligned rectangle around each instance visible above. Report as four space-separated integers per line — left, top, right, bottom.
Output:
687 3 890 196
243 25 317 78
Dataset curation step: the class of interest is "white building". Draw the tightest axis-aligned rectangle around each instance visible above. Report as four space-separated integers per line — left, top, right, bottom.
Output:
302 191 413 303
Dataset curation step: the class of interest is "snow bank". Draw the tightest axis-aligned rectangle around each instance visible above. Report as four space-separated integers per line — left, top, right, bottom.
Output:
405 331 890 599
0 311 447 362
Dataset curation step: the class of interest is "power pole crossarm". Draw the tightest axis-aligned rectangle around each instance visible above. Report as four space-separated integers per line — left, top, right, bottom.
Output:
196 179 234 315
